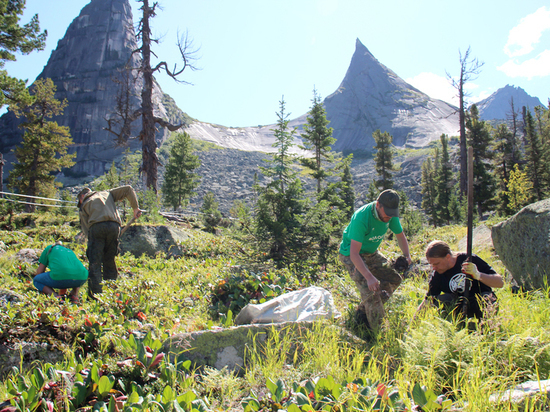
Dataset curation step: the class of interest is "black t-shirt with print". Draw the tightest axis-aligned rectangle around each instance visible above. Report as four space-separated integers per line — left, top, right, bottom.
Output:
426 253 496 298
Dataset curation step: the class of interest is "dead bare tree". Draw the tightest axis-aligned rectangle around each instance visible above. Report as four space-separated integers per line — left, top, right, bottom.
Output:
446 47 484 196
105 0 199 192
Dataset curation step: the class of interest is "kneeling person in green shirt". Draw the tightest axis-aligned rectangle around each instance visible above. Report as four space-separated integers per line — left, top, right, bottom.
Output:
339 189 412 330
33 243 88 304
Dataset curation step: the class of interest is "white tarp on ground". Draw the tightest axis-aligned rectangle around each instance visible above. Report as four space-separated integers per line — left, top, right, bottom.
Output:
234 286 341 325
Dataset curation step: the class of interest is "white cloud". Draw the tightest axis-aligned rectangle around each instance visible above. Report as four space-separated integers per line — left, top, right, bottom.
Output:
504 6 550 57
406 72 459 106
497 49 550 79
406 72 492 106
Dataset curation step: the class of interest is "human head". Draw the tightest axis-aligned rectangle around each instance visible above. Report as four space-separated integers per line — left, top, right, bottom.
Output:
377 189 400 218
425 240 454 273
425 240 452 259
77 187 91 208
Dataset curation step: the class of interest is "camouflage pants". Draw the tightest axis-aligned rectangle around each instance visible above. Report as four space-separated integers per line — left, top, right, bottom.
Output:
339 251 402 329
87 221 120 294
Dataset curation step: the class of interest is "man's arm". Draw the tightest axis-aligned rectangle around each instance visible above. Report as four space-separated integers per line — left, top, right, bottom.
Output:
349 240 380 292
35 263 46 276
462 261 504 288
396 232 412 265
110 185 143 218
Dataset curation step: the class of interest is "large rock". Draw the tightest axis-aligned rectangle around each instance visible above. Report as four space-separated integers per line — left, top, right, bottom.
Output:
163 322 364 373
118 224 190 258
0 342 65 378
492 199 550 289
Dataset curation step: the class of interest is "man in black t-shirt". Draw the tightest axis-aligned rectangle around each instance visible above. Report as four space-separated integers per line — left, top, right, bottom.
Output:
417 240 504 319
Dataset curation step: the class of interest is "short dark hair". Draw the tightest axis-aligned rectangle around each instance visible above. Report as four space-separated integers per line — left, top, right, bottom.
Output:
425 240 452 259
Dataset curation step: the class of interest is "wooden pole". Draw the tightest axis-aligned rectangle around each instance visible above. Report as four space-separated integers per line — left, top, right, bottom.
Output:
0 153 4 198
463 146 474 317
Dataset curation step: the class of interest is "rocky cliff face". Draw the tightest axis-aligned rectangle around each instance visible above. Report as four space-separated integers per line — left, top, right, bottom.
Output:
0 0 190 178
474 85 546 121
324 39 459 151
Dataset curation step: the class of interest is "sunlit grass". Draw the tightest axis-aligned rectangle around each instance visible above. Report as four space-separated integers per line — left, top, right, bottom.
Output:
1 211 550 411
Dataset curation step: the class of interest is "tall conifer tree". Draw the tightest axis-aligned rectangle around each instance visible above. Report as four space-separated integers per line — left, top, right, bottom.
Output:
373 129 395 190
162 132 201 210
299 89 336 194
8 78 75 212
466 104 495 217
435 134 453 225
524 109 547 201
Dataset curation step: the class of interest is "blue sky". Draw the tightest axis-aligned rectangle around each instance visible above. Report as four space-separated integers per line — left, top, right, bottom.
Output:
4 0 550 127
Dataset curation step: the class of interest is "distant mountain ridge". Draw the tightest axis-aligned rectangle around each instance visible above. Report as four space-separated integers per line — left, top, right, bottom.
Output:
475 85 546 121
186 39 461 152
0 0 545 184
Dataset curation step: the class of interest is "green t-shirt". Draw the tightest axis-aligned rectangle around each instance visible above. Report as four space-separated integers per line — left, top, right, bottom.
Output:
39 245 88 281
339 202 403 256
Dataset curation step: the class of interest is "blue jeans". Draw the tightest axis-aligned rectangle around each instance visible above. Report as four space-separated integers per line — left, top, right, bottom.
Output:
33 272 87 292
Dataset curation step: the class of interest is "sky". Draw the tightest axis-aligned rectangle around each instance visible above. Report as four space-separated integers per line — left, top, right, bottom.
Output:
3 0 550 127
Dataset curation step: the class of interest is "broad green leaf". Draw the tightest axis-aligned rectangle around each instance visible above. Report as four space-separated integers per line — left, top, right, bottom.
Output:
163 385 174 401
177 390 197 406
127 390 141 404
266 378 278 396
91 365 100 384
242 398 260 412
98 375 114 396
411 383 427 406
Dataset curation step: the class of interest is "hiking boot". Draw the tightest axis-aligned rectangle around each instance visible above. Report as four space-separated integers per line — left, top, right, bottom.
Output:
354 309 370 328
68 294 81 305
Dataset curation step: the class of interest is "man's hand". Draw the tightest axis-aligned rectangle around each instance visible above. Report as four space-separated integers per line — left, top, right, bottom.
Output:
462 262 480 280
134 208 143 219
365 273 380 292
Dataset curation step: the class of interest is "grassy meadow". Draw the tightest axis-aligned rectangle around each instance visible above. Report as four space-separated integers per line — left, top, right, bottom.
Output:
1 207 549 411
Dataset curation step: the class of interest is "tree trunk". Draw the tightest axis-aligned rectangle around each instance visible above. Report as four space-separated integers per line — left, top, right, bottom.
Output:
140 0 158 193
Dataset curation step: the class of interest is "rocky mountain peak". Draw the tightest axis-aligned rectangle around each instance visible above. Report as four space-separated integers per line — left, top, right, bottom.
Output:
475 85 546 121
324 38 459 152
0 0 189 180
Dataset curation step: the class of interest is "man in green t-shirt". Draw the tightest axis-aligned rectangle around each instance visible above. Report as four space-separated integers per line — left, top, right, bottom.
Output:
33 243 88 304
339 189 412 331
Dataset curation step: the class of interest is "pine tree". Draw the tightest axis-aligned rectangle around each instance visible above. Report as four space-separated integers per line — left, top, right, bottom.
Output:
299 89 336 194
421 157 438 226
524 109 546 201
0 0 46 108
201 192 222 233
434 134 454 225
255 97 305 262
8 78 76 212
466 104 495 217
339 154 355 219
162 132 201 210
105 0 199 192
373 129 395 190
493 123 519 216
365 179 379 203
506 164 533 213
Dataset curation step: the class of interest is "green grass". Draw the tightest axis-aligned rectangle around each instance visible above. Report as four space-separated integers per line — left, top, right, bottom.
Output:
1 210 549 411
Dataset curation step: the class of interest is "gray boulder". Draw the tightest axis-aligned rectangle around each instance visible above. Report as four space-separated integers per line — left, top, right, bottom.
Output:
163 322 364 374
457 224 494 254
492 199 550 289
0 342 65 378
118 225 190 258
15 248 40 265
0 289 23 307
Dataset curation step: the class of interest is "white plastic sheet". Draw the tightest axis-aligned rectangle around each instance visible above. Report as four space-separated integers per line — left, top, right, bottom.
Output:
234 286 341 325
